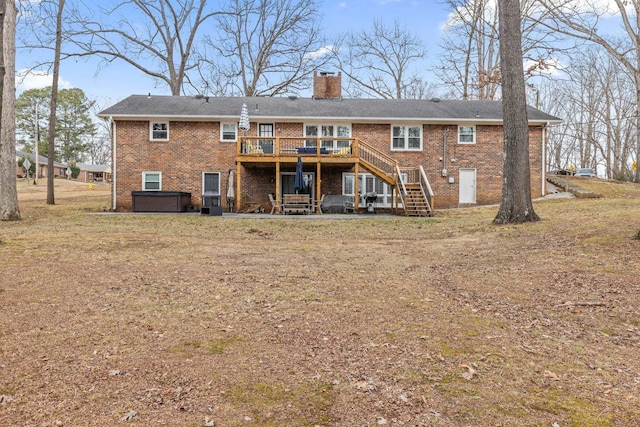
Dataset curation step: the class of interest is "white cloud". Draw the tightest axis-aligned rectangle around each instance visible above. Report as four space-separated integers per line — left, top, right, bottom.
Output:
16 69 72 92
304 45 337 61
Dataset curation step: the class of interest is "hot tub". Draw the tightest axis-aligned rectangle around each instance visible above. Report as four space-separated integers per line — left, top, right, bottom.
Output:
131 191 192 212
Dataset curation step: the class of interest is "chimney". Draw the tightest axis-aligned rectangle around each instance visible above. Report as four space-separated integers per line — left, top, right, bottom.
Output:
313 71 342 99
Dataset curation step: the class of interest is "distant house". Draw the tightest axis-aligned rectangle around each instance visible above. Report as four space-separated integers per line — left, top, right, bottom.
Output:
76 163 112 182
15 150 68 179
98 71 562 214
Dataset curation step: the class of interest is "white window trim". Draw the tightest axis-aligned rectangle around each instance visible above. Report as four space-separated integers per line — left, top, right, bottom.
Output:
458 124 476 144
202 171 221 194
142 171 162 191
390 124 422 151
221 122 238 142
342 172 400 208
304 123 352 150
150 122 169 141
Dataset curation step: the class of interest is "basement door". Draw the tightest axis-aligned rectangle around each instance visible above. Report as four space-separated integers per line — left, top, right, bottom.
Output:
459 168 477 204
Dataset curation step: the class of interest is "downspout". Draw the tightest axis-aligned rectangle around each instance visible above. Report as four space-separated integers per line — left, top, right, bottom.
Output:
442 127 447 177
111 119 117 211
541 123 547 197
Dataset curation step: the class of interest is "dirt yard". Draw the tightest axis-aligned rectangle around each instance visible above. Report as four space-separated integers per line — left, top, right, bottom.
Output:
1 178 639 426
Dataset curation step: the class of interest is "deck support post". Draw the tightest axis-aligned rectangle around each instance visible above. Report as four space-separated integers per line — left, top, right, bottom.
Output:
354 162 360 210
236 162 242 211
275 162 281 211
316 162 321 210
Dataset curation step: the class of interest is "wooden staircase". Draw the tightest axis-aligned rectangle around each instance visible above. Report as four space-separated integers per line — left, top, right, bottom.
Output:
354 140 434 217
402 183 432 216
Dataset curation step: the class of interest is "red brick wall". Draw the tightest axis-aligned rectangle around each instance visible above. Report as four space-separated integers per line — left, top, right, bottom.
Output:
113 119 545 211
351 123 543 208
313 71 342 99
114 120 238 211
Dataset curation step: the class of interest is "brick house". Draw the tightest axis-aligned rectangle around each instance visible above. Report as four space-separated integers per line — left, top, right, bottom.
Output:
98 72 561 214
75 163 112 183
16 150 68 179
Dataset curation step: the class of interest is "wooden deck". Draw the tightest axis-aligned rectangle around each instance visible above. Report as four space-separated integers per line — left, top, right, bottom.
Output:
232 137 433 217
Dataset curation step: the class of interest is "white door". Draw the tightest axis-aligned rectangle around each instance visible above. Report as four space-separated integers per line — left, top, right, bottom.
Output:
459 168 477 204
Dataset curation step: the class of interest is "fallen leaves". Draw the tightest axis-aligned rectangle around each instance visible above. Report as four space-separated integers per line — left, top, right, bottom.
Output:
122 410 138 421
461 364 478 381
543 370 561 381
0 394 14 404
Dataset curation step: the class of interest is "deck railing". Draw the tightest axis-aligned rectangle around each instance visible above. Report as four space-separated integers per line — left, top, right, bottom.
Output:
239 137 357 156
238 136 398 181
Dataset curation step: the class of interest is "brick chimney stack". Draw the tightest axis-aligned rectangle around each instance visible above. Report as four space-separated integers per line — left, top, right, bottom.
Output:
313 71 342 99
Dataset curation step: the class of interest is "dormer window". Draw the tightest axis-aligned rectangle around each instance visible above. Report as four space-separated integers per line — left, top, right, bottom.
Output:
150 122 169 141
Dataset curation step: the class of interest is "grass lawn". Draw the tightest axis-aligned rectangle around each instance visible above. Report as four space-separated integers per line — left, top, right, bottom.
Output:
1 178 639 426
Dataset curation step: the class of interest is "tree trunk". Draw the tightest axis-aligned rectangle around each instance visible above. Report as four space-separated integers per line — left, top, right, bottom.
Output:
47 0 65 205
0 0 20 221
493 0 539 224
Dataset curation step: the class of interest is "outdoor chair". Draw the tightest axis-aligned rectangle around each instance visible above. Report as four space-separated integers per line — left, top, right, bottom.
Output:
344 197 355 213
314 194 325 215
268 194 281 214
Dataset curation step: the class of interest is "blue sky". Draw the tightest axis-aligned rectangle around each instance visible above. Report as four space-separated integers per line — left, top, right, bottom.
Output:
15 0 452 108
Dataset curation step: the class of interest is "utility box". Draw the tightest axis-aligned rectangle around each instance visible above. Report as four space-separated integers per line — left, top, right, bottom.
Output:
201 191 222 216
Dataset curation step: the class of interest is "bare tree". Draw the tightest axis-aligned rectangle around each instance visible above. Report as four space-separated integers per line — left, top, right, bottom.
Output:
63 0 222 95
0 0 20 221
200 0 331 97
43 0 65 205
542 49 637 181
88 101 113 165
537 0 640 182
494 0 539 224
437 0 560 100
437 0 500 99
339 19 427 99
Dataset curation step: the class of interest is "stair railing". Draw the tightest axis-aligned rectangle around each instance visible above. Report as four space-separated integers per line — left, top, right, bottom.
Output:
394 165 408 214
355 140 398 184
418 165 435 213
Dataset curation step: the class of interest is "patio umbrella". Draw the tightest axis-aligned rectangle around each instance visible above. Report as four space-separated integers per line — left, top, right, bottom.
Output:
227 170 235 212
239 103 250 134
294 156 304 193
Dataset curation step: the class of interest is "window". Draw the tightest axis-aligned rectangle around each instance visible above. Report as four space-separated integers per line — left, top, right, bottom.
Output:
305 124 318 147
221 123 237 142
258 123 274 154
305 124 351 151
202 172 220 193
391 125 422 150
342 172 398 207
150 122 168 141
142 172 161 191
458 125 476 144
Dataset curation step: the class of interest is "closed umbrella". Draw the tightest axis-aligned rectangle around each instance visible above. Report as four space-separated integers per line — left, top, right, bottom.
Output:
239 103 250 133
227 170 235 212
294 156 304 193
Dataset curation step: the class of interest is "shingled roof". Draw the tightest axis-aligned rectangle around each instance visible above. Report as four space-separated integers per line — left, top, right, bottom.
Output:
98 94 562 124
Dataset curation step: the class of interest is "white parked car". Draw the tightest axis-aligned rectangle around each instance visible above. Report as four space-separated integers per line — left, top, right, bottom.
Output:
574 168 597 177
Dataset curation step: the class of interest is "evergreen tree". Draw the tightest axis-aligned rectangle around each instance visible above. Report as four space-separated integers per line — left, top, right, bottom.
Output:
16 87 96 163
